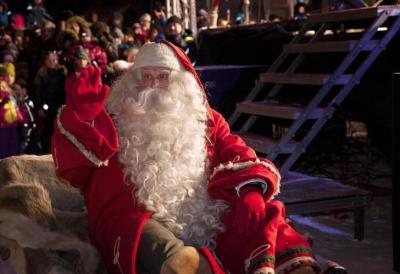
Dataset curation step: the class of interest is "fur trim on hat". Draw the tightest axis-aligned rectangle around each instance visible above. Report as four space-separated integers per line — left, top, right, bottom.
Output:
112 60 134 74
91 21 109 38
0 1 8 11
132 42 182 72
56 29 79 50
65 16 89 35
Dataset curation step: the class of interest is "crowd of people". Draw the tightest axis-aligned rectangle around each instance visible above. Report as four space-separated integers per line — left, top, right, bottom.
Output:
0 0 201 158
0 0 310 160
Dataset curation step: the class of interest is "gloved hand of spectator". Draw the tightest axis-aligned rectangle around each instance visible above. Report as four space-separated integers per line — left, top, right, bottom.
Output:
65 66 109 121
233 186 266 236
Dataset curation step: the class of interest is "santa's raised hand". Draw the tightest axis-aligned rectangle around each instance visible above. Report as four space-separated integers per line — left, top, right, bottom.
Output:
65 66 109 121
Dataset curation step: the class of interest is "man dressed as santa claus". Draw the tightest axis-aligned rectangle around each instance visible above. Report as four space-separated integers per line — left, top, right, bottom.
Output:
52 41 342 274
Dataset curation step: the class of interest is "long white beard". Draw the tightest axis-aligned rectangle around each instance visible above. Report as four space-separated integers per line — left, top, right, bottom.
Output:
110 71 228 248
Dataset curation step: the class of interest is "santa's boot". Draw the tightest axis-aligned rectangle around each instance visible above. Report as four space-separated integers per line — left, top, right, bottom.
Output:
318 260 347 274
316 255 347 274
160 246 212 274
284 261 347 274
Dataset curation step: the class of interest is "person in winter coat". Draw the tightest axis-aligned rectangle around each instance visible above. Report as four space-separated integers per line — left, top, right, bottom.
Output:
52 41 344 274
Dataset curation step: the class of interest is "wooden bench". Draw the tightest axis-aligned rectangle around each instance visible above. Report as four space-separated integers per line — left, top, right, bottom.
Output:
278 172 372 241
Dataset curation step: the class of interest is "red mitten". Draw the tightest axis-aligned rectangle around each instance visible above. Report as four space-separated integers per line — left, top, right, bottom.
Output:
65 66 109 121
233 186 266 236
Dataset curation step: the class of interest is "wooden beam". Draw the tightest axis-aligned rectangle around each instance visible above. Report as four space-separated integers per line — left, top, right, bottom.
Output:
308 7 379 23
284 40 379 53
236 102 325 119
259 73 352 85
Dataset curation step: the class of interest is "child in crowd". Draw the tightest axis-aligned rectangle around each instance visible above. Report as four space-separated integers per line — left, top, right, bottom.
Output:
33 50 66 153
13 80 41 154
0 67 24 158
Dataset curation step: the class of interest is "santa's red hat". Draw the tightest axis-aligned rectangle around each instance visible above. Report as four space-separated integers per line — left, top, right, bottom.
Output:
132 40 208 99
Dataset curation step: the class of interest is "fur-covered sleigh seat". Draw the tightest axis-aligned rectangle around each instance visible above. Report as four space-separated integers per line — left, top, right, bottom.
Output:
0 154 107 274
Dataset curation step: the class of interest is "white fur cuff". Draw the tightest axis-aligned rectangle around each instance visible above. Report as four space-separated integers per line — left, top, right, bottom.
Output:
210 158 281 185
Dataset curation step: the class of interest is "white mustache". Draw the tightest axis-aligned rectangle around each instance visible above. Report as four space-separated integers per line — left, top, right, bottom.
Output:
124 87 181 116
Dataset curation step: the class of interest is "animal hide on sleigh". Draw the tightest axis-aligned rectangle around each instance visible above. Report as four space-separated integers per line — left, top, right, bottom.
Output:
0 154 107 274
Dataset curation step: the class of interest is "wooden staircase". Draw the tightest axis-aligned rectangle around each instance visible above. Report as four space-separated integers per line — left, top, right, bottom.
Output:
230 6 400 176
229 6 400 240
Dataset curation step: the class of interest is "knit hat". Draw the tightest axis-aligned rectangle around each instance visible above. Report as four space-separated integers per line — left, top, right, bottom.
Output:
0 1 8 11
0 63 15 76
42 19 56 29
0 64 7 77
167 15 182 25
111 27 124 39
112 12 123 21
13 28 24 38
74 45 89 60
6 63 14 76
81 27 92 38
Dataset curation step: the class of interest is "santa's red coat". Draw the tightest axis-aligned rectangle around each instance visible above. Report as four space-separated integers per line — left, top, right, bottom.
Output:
52 105 317 274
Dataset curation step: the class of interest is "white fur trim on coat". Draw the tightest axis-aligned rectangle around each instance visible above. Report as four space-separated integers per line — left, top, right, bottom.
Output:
209 158 281 195
276 256 318 274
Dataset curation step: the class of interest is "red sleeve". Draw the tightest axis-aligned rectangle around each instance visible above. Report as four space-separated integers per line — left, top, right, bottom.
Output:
207 110 280 205
52 105 119 192
52 131 94 191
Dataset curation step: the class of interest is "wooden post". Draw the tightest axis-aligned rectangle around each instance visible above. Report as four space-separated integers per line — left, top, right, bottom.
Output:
321 0 329 13
244 0 250 24
181 0 189 29
172 0 177 16
166 0 171 18
189 0 197 35
210 0 219 27
263 0 272 21
393 73 400 272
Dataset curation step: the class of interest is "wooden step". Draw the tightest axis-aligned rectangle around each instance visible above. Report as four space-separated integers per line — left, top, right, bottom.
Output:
236 132 298 154
259 73 352 85
236 101 325 119
284 40 379 53
308 7 379 23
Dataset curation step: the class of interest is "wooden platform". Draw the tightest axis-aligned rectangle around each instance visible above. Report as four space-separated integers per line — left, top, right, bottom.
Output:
308 5 400 23
277 172 372 241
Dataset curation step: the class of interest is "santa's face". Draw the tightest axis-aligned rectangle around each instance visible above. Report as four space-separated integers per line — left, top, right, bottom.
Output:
139 66 171 90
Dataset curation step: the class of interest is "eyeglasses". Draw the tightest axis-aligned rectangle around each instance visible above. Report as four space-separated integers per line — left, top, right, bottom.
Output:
141 69 171 88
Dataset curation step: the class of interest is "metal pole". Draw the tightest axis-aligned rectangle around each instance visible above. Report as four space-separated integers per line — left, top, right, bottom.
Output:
393 73 400 272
